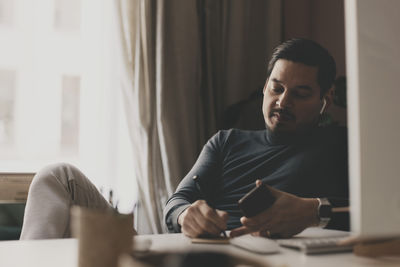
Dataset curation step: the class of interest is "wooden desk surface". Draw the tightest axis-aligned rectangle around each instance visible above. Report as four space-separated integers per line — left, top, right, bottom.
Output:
1 228 399 267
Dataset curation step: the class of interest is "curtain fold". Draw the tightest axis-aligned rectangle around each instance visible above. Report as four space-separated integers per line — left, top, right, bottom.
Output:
115 0 166 233
115 0 281 234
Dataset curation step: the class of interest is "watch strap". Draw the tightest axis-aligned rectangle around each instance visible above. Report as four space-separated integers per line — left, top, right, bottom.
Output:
317 197 332 228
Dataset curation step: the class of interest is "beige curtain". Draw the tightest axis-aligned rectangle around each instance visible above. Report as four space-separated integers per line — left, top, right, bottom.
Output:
115 0 281 234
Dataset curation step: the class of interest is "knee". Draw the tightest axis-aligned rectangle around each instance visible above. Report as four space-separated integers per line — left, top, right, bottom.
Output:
31 163 83 190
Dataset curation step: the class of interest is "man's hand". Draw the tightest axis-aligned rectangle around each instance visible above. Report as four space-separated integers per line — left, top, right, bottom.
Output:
178 200 228 238
230 180 319 238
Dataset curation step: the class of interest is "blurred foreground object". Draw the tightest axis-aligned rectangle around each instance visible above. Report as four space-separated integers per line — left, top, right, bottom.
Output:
71 206 134 267
118 250 269 267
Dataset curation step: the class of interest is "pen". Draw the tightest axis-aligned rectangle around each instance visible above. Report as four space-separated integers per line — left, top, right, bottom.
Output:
192 175 227 238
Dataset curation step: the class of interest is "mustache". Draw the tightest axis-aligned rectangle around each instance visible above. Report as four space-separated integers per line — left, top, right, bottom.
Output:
269 108 296 120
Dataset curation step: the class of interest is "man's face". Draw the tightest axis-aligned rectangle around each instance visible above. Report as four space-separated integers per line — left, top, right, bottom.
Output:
262 59 327 134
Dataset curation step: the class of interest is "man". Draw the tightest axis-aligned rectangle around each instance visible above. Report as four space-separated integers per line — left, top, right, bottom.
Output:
164 38 349 238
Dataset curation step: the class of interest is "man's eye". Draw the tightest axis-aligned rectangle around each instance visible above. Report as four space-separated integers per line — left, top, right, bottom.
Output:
271 87 283 94
293 91 311 98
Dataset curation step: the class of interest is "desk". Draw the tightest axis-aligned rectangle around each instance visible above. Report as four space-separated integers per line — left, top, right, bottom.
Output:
1 228 399 267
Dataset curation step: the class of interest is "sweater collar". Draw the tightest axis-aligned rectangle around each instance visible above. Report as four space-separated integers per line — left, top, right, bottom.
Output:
265 127 319 145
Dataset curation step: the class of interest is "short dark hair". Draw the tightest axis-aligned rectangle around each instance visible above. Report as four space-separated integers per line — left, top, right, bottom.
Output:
266 38 336 97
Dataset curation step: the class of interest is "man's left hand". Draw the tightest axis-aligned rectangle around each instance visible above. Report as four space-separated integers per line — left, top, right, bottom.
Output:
230 180 320 238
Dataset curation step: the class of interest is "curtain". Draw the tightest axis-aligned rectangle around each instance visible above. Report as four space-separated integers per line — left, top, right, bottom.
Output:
115 0 281 234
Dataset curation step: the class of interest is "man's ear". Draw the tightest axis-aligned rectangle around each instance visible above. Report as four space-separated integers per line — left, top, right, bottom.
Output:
323 87 334 110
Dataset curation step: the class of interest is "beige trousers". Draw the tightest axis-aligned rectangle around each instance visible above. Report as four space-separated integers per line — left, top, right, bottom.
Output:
20 163 112 240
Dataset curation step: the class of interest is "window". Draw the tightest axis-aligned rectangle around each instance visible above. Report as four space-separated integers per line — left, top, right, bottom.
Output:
61 75 80 154
0 69 16 148
54 0 81 31
0 0 137 212
0 0 14 27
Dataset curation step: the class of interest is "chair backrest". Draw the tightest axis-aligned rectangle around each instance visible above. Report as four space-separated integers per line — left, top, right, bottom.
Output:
0 173 34 240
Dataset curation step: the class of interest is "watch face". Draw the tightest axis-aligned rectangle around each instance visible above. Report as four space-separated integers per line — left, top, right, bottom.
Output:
319 204 332 218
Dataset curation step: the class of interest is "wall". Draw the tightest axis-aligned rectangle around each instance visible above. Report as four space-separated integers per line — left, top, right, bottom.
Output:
283 0 347 126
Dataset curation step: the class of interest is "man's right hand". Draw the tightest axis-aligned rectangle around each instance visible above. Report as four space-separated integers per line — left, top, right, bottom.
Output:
178 200 228 238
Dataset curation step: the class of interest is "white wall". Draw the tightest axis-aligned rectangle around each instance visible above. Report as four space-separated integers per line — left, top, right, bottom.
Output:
345 0 400 237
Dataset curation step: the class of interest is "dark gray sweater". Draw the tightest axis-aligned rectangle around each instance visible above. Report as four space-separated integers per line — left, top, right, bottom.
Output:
164 127 349 233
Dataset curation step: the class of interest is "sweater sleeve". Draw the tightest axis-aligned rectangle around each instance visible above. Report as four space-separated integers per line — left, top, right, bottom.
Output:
163 131 226 233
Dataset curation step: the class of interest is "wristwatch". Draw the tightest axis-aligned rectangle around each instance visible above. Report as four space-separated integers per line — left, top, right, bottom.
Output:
317 198 332 228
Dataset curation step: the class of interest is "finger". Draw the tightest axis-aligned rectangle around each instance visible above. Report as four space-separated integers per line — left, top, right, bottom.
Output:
240 216 275 239
190 201 226 232
197 217 224 236
188 200 228 230
261 221 288 238
199 205 227 230
182 215 204 237
259 216 280 232
184 206 218 236
182 201 225 237
240 214 273 230
258 229 272 238
197 207 228 235
229 226 254 238
191 212 224 237
255 179 262 186
182 222 200 238
193 207 224 235
215 209 229 223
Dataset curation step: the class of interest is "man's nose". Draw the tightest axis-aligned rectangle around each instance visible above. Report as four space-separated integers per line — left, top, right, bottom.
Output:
277 92 292 108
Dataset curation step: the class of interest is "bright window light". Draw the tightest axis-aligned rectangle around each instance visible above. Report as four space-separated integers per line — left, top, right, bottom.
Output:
0 0 137 213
